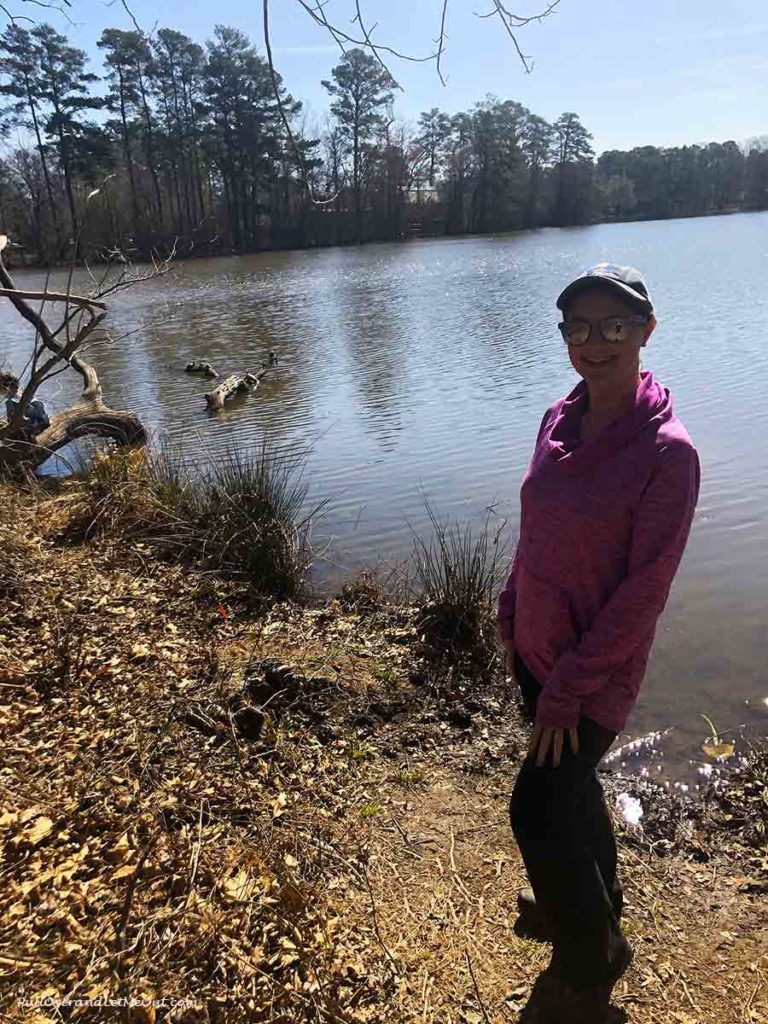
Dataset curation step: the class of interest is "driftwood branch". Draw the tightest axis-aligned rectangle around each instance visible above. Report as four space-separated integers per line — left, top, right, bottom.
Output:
1 408 146 471
0 241 104 408
0 235 151 472
204 367 272 413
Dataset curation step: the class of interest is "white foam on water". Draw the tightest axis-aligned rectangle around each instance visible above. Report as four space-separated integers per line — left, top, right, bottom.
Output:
615 792 644 826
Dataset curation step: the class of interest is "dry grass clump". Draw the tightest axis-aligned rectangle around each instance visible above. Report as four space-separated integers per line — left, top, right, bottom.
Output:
338 569 387 616
408 498 509 677
62 441 328 605
62 444 194 546
197 444 326 604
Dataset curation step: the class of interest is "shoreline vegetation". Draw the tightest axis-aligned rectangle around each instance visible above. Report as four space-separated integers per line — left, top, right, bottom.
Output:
4 203 762 274
1 448 766 1022
1 18 767 267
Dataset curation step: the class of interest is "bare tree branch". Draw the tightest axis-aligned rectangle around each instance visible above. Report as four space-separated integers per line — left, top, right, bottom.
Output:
291 0 559 78
0 288 107 308
294 0 436 64
0 5 33 24
478 0 561 73
22 0 72 8
118 0 143 35
0 236 172 471
1 0 76 28
263 0 339 206
436 0 450 86
352 0 402 91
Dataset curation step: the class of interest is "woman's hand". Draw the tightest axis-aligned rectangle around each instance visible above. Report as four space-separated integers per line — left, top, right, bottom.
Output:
527 718 579 768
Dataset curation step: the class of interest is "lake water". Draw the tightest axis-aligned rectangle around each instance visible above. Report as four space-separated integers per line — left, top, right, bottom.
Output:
2 212 767 787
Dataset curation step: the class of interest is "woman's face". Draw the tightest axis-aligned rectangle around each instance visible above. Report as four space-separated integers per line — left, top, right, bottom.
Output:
563 286 656 388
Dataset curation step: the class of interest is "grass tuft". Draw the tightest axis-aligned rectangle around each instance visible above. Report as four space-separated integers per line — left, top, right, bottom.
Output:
407 496 510 671
198 441 326 603
64 438 329 604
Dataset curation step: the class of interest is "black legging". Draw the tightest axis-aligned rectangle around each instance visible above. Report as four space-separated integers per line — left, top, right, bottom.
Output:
509 649 626 990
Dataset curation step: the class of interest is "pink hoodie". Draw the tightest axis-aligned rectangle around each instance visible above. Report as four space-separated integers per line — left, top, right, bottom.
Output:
497 370 700 733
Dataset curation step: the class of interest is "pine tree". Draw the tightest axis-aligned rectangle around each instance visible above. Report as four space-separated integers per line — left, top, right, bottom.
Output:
521 112 555 227
98 28 145 239
203 25 299 250
32 24 104 249
322 49 397 243
0 24 62 256
553 111 594 225
415 107 451 191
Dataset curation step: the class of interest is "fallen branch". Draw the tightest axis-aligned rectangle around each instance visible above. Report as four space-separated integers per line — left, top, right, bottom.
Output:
465 948 492 1024
0 233 167 472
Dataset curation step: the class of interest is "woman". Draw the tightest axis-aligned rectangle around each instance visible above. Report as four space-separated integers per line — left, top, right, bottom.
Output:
497 263 700 1023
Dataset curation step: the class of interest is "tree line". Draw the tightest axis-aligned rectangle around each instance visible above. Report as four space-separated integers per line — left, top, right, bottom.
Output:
1 21 767 263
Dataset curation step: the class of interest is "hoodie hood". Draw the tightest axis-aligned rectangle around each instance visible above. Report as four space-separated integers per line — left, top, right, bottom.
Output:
546 370 673 474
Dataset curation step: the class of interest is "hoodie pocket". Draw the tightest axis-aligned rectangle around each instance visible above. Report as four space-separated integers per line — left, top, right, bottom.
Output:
514 559 581 663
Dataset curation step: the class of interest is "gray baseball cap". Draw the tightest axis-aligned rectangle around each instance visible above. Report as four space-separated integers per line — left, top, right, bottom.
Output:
556 263 654 315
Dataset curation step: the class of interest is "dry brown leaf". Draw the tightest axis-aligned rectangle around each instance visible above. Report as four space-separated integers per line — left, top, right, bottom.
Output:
272 791 288 818
111 863 137 881
15 815 54 847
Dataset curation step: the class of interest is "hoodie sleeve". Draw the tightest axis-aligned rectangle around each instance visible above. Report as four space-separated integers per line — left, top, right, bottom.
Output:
535 442 701 729
497 545 519 647
497 406 555 648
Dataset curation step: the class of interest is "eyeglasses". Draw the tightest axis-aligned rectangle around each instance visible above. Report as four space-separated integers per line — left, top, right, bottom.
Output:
557 315 650 346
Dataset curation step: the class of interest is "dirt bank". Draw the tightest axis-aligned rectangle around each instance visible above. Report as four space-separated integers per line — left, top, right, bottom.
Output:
0 481 765 1023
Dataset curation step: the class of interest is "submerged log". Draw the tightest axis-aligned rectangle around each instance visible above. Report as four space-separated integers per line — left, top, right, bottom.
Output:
185 361 219 379
204 366 271 413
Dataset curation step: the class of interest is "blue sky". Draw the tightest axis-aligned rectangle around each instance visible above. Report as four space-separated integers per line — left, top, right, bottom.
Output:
23 0 768 155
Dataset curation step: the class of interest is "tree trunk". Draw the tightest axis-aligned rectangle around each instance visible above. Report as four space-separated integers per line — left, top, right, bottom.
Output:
57 125 79 251
117 64 142 239
25 78 62 258
353 127 361 243
138 72 164 230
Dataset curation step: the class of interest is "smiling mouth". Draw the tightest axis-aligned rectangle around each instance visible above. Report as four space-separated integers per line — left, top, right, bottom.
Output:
583 356 615 365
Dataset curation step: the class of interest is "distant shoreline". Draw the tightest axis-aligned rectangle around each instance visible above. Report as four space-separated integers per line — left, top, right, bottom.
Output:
5 204 765 272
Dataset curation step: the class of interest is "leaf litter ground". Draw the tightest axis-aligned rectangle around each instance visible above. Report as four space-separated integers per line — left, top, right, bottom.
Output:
0 482 766 1023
